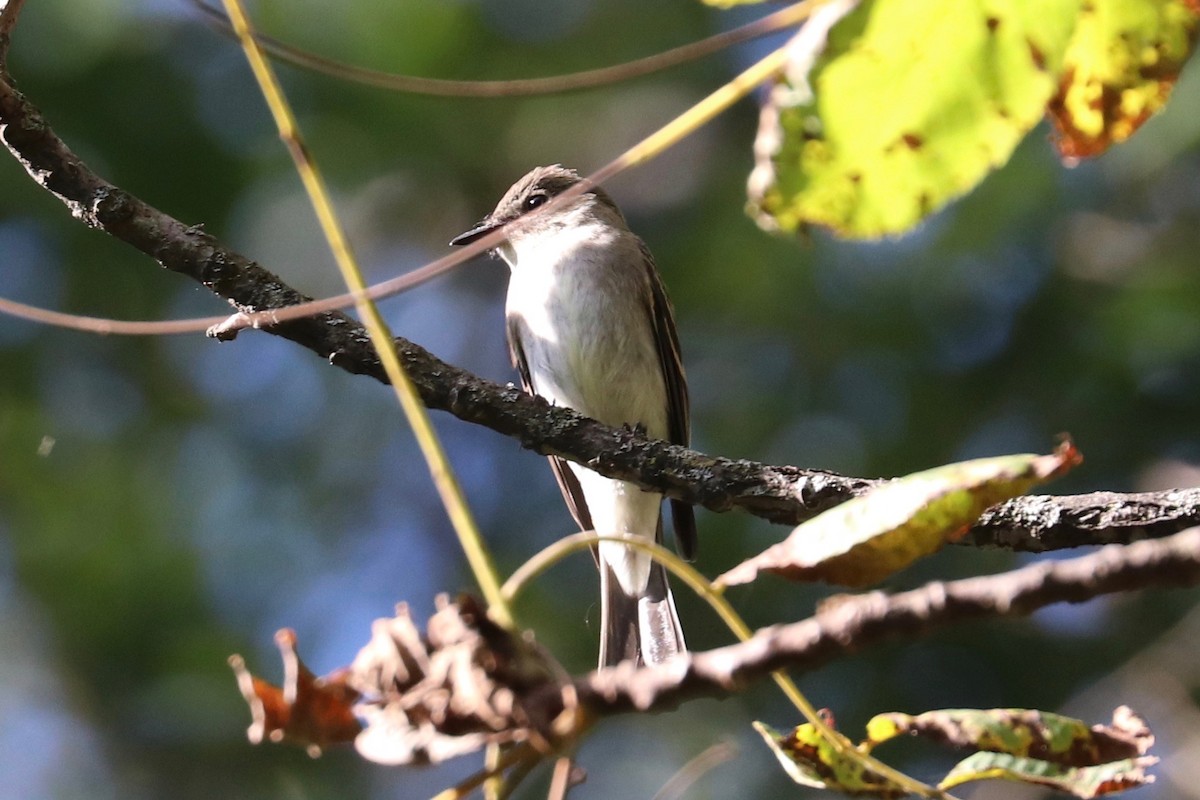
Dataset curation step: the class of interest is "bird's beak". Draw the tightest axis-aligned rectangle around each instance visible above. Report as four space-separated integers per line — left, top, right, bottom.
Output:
449 218 501 247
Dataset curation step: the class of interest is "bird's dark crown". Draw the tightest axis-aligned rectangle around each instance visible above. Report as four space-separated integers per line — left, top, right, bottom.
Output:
489 164 619 226
449 165 622 248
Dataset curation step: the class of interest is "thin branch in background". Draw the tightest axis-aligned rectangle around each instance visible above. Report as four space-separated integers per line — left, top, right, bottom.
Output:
190 0 810 97
650 740 739 800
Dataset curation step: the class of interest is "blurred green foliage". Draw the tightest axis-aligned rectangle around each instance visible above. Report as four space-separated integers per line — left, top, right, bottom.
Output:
1 1 1199 798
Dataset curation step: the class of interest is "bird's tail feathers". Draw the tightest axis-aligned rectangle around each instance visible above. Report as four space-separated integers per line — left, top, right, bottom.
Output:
599 557 685 667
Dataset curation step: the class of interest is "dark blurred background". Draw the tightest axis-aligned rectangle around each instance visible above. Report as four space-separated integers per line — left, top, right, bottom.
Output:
1 1 1198 797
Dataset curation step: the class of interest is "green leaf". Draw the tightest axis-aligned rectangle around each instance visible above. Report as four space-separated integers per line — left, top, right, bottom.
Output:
940 751 1157 797
1048 0 1200 159
715 441 1081 589
753 720 906 797
749 0 1081 238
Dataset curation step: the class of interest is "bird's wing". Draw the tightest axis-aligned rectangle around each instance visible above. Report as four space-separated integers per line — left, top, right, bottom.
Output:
641 241 697 560
506 314 595 535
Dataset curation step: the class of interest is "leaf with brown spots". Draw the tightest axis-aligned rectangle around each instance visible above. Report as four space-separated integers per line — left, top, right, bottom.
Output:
940 752 1157 797
1048 0 1200 160
748 0 1080 238
716 440 1081 588
866 706 1154 766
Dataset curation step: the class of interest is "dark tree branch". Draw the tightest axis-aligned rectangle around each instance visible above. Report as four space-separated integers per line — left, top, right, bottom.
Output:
970 490 1200 552
1 39 1199 551
562 526 1200 717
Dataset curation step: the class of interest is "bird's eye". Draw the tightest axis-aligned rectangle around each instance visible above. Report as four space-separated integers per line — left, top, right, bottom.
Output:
524 192 549 210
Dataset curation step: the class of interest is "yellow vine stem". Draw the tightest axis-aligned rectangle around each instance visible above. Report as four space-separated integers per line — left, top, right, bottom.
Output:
220 0 514 629
588 1 811 186
502 532 946 799
483 742 503 800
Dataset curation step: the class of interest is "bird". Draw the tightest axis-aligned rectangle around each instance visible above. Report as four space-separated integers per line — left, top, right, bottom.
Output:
450 165 696 667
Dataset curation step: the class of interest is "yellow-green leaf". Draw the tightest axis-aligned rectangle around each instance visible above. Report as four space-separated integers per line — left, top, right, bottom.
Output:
866 707 1153 767
715 441 1081 588
753 720 906 797
1048 0 1200 160
940 751 1158 797
749 0 1081 238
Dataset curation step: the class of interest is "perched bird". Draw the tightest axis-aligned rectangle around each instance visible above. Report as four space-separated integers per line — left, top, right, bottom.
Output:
451 165 696 667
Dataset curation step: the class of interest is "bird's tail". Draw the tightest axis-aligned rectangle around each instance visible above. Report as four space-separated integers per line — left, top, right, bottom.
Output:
599 554 686 667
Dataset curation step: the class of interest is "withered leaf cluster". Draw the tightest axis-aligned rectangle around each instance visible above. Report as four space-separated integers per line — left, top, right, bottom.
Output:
232 595 574 765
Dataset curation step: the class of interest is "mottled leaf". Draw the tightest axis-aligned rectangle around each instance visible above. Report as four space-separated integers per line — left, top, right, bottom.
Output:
748 0 1080 238
866 706 1153 766
1048 0 1200 160
350 595 561 766
716 440 1081 588
231 596 564 766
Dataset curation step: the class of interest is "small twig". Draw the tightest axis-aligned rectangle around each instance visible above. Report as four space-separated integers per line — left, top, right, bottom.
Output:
652 743 734 800
650 740 739 800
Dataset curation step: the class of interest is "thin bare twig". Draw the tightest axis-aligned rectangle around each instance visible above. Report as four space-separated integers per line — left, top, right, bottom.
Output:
190 0 808 97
